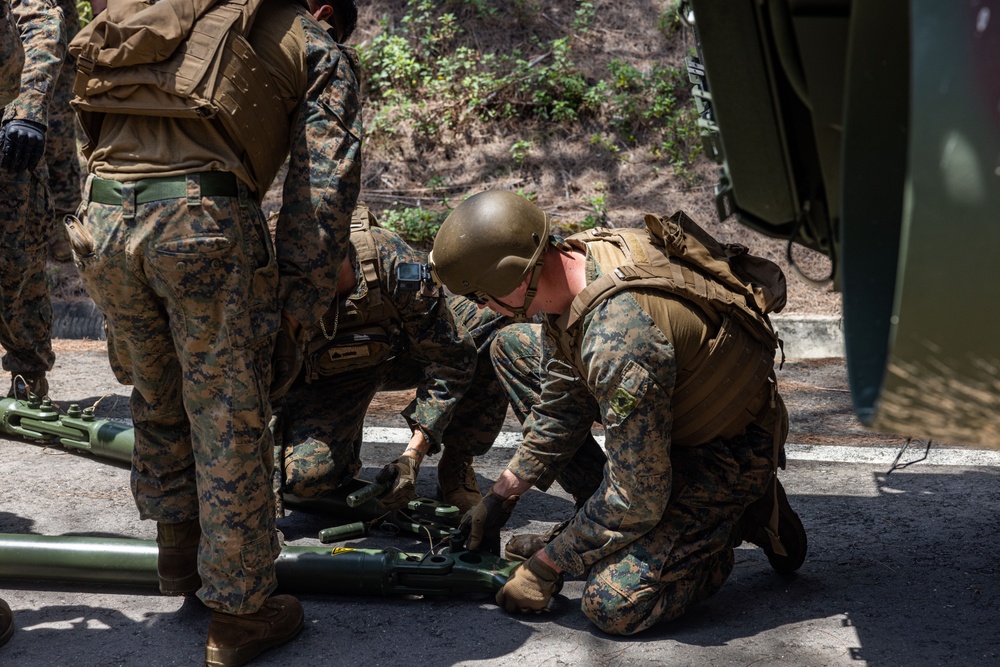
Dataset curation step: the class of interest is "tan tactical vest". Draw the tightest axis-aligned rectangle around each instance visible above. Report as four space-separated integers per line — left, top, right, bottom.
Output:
554 211 787 446
69 0 292 196
303 204 402 381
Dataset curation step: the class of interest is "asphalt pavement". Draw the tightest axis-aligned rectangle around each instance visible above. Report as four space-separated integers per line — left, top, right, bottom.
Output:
1 330 998 667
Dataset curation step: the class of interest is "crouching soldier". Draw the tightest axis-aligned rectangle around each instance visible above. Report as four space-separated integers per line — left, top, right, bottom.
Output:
429 190 807 635
271 204 512 514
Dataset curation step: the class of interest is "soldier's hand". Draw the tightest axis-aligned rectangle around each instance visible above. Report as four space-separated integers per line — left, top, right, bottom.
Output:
375 455 419 512
0 120 46 173
495 554 562 613
459 490 519 554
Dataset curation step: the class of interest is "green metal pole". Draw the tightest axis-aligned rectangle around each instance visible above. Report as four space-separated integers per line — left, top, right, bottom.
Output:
0 533 516 596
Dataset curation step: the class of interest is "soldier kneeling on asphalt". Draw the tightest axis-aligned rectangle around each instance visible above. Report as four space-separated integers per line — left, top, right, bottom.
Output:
429 190 807 635
270 203 513 515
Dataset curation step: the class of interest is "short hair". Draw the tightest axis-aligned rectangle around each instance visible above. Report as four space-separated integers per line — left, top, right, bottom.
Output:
326 0 358 42
297 0 358 42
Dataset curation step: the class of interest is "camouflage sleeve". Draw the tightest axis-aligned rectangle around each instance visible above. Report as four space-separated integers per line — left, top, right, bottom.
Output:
376 230 477 448
4 0 66 125
448 297 514 354
503 312 607 491
536 293 679 577
277 16 362 328
0 0 24 107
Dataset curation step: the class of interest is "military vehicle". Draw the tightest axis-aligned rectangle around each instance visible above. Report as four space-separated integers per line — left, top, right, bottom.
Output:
683 0 1000 447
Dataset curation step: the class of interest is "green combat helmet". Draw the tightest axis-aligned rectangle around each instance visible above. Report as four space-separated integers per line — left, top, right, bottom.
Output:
429 191 550 317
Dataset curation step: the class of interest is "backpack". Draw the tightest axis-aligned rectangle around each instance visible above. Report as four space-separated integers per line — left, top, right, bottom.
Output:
555 210 787 446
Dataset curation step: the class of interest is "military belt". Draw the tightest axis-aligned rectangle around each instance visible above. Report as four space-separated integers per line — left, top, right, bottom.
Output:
89 172 240 206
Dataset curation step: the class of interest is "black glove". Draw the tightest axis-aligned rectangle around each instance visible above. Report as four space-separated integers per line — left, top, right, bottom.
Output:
459 490 519 554
0 120 46 173
375 455 420 512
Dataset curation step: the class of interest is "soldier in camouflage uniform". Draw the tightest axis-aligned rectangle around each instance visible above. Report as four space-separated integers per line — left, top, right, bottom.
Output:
44 0 82 262
276 207 511 514
0 0 66 401
67 1 361 664
429 191 806 636
0 0 23 647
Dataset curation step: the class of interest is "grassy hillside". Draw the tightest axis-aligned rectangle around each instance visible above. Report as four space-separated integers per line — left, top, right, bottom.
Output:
66 0 839 315
352 0 840 314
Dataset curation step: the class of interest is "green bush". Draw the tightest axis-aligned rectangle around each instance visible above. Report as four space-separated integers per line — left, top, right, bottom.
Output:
358 0 702 171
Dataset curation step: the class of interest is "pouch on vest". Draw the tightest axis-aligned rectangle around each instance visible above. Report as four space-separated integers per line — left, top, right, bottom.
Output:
645 210 787 317
69 0 290 195
305 326 393 380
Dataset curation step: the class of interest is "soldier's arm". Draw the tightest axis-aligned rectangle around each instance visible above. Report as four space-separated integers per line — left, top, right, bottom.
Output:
0 0 24 107
3 0 66 125
277 17 362 329
504 326 603 492
540 294 678 577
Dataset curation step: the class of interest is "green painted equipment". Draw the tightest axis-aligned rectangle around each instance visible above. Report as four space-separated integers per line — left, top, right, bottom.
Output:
0 396 507 595
0 533 516 596
0 396 134 463
685 0 1000 447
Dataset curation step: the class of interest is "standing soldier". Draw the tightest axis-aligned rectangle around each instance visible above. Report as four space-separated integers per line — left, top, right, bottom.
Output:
429 190 806 635
0 0 66 401
0 0 24 648
67 1 361 665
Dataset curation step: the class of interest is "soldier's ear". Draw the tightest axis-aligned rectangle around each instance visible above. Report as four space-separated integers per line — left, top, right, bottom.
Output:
315 5 334 22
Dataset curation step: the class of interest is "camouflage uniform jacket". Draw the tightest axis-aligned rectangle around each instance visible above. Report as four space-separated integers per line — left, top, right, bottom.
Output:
3 0 65 125
0 0 24 107
506 253 687 577
316 225 477 449
274 7 362 330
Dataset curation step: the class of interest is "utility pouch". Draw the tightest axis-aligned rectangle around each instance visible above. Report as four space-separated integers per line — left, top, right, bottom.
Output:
305 325 392 380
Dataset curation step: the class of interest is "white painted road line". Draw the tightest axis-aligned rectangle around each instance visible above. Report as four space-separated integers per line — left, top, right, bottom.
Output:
363 426 1000 467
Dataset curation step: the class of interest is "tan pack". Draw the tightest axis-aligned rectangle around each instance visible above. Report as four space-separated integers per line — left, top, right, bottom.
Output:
69 0 290 195
304 204 401 381
555 211 787 446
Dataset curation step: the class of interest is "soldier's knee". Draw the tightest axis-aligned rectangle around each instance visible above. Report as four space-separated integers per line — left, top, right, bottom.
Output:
580 572 661 636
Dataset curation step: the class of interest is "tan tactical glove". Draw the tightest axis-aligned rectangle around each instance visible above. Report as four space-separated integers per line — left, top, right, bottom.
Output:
495 554 562 613
269 313 303 402
375 455 420 512
459 490 519 554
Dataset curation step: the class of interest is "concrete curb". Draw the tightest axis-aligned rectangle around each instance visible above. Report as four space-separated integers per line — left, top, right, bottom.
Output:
50 300 847 359
364 425 1000 467
771 313 844 359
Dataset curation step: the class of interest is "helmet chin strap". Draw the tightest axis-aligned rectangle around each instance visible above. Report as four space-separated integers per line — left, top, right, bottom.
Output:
490 251 546 319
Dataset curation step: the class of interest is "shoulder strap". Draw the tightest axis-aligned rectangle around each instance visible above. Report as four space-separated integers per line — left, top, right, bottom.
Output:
557 227 778 350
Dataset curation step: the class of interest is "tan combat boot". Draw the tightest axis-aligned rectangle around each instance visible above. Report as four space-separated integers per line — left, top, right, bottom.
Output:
436 448 483 514
205 594 304 667
156 519 201 595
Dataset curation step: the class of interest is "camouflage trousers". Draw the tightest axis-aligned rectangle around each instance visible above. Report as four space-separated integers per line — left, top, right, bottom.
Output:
580 427 773 635
75 177 280 614
0 169 54 376
489 323 607 504
278 345 509 499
